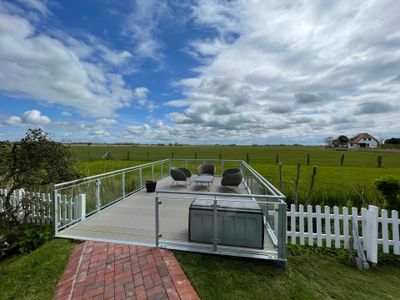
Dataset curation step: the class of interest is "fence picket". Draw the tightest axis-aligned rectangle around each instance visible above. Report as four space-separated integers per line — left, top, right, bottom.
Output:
325 206 331 247
343 207 349 249
316 205 322 247
393 210 399 255
334 206 340 248
307 205 313 246
290 204 296 244
381 209 389 253
299 205 304 245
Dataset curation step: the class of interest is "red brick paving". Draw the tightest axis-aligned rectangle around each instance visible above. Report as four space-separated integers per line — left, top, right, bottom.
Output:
53 241 199 300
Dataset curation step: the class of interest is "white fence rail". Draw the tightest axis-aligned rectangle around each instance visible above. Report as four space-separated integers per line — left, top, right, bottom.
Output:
287 204 400 263
0 189 86 225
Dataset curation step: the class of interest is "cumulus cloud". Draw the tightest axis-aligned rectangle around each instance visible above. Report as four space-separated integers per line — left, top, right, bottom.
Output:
164 0 400 143
0 4 134 117
22 110 50 124
5 116 22 125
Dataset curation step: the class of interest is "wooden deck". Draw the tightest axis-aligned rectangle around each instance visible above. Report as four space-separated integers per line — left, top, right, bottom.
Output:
58 176 277 252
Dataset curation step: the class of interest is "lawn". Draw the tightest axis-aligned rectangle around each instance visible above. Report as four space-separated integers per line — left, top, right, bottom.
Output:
0 239 75 300
175 245 400 299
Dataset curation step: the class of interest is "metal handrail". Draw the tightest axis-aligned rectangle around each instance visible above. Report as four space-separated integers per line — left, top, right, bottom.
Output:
156 189 283 201
54 159 169 188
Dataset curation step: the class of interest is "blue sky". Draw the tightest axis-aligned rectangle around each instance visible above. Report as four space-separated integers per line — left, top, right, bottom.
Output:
0 0 399 144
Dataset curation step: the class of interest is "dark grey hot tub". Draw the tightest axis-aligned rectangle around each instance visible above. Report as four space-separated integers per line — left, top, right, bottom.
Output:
188 198 264 249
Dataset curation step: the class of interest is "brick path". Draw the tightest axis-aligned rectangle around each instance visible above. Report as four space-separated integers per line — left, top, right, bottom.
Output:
53 241 199 300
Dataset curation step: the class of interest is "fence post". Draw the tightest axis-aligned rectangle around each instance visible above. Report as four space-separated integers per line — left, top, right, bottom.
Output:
52 189 58 236
278 202 287 262
279 162 283 192
307 153 310 166
376 156 382 168
307 166 317 204
365 205 378 265
155 194 160 247
122 172 126 198
96 179 101 213
79 194 86 221
340 154 345 166
213 197 219 252
294 163 300 205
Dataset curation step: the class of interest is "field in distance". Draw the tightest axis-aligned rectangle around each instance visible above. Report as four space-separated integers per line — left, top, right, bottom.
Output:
71 145 400 208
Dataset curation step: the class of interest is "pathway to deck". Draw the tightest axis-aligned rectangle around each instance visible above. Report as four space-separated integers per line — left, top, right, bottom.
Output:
53 241 199 300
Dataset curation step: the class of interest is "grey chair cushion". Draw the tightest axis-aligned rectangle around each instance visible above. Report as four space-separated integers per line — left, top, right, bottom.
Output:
221 172 243 187
170 168 191 181
222 168 242 177
197 164 216 176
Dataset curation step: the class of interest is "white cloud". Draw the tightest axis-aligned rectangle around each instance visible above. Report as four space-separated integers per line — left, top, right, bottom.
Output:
60 111 72 116
22 110 50 124
0 6 134 117
96 118 117 125
6 116 22 125
16 0 49 16
165 0 400 143
133 87 149 99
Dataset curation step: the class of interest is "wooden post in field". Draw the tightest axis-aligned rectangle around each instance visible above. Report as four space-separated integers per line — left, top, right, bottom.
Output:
307 166 317 205
171 152 174 159
307 153 310 166
340 154 345 166
279 162 283 192
246 152 249 163
276 153 279 165
377 156 382 168
194 152 197 159
294 163 301 205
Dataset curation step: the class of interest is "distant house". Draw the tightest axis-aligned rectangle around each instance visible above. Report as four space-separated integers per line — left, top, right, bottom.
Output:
348 133 380 149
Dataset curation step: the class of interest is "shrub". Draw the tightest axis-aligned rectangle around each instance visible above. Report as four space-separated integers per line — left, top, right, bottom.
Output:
375 176 400 211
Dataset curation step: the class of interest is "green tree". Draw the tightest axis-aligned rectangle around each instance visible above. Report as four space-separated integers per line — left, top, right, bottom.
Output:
0 129 79 223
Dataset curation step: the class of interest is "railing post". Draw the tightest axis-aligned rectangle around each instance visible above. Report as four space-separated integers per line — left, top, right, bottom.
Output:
155 194 160 247
122 172 126 198
96 179 101 213
278 201 287 261
151 165 154 179
52 189 58 236
213 197 218 251
161 162 164 178
139 169 143 188
79 194 86 220
168 159 172 174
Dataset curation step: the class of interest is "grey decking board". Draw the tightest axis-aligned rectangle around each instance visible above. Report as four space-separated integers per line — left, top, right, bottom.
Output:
59 176 276 252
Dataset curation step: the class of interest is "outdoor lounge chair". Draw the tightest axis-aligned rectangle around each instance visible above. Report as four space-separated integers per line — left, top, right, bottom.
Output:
170 168 192 186
221 168 243 192
197 163 216 176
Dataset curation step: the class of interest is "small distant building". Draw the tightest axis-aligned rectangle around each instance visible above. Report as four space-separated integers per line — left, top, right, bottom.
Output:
348 133 380 149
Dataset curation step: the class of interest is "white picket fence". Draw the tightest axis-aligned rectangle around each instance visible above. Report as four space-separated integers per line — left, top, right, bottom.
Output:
0 189 86 225
287 204 400 263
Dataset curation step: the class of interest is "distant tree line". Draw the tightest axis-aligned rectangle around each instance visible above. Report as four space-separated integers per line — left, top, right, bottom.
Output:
385 138 400 144
324 135 349 148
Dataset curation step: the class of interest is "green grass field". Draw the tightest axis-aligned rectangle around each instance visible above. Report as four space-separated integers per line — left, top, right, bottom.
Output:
176 245 400 299
73 145 400 208
0 239 74 300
